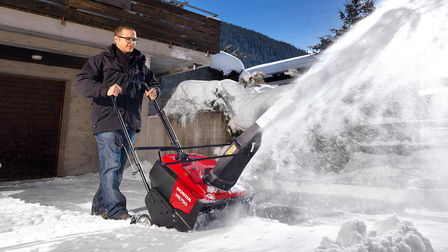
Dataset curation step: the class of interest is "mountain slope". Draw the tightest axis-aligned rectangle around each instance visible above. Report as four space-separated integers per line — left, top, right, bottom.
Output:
220 22 308 68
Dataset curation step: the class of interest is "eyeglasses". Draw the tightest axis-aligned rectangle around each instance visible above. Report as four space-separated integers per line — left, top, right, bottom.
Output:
116 35 139 44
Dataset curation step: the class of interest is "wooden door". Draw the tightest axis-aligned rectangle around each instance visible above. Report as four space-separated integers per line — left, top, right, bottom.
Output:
0 74 65 181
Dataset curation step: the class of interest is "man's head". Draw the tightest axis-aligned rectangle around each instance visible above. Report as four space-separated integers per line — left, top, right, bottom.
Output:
114 26 138 54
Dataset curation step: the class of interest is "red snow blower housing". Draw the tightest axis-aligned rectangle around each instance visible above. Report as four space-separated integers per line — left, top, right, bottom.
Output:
112 82 262 231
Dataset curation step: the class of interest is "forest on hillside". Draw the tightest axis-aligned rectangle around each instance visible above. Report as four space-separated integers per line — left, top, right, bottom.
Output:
220 22 308 68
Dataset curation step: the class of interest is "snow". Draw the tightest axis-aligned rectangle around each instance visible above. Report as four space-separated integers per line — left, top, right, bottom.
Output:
0 174 338 252
164 80 285 132
1 175 445 251
246 54 318 75
2 0 448 251
210 51 245 75
318 216 434 251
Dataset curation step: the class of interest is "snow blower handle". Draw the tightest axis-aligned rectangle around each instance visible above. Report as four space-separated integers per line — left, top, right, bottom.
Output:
141 81 158 101
142 82 151 92
110 95 151 193
141 82 188 161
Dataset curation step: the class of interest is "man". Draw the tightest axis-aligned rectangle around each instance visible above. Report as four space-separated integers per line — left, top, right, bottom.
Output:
74 26 160 220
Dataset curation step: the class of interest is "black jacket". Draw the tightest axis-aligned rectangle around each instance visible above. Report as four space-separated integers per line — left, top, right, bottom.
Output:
74 44 160 134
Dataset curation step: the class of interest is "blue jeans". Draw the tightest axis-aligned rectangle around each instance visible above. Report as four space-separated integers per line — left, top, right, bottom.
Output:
92 129 135 219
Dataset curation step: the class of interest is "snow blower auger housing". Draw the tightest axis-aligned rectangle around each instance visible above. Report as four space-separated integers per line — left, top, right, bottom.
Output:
112 81 262 232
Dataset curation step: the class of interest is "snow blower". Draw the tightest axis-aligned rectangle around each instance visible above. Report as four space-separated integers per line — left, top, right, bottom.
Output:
111 82 262 231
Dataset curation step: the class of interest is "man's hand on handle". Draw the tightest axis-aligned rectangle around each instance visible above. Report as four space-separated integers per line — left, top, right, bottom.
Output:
145 88 158 100
107 84 122 97
107 83 157 100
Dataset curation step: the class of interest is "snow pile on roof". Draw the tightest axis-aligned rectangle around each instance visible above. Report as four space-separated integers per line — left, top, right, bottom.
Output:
210 51 245 75
246 54 318 75
164 79 288 132
317 215 434 252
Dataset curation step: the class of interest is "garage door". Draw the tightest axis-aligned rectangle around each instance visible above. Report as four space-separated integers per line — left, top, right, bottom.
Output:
0 74 65 181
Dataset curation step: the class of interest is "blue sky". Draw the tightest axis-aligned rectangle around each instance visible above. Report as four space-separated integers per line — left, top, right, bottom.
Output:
187 0 373 50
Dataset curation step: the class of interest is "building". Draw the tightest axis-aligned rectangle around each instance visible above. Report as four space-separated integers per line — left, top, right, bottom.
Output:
246 54 318 85
0 0 220 180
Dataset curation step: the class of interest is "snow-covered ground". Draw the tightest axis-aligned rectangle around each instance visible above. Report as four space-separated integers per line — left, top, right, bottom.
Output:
2 0 448 251
1 166 446 252
1 162 447 252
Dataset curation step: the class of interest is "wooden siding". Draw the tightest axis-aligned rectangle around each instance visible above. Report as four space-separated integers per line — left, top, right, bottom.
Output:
0 0 220 53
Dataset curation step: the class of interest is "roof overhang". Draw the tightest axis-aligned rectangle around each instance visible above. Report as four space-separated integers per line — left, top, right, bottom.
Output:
0 6 212 76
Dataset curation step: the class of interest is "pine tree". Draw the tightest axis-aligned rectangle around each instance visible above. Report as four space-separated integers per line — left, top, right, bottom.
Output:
309 35 335 53
310 0 376 53
338 0 375 32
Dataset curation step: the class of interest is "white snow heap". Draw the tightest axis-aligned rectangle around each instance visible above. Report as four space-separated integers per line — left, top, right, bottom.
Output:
336 219 367 247
240 71 266 88
210 51 245 75
317 215 434 252
164 79 288 132
283 68 301 78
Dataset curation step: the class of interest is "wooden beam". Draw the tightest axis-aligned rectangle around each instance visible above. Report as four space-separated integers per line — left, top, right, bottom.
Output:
134 0 219 26
123 12 218 46
68 0 124 20
131 2 219 36
0 0 66 18
91 0 130 10
0 0 220 53
0 44 87 69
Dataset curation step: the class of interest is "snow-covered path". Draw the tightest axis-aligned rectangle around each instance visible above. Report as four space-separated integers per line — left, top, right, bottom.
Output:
1 168 447 252
0 172 336 252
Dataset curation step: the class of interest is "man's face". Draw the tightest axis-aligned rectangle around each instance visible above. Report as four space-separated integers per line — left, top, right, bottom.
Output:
114 29 137 54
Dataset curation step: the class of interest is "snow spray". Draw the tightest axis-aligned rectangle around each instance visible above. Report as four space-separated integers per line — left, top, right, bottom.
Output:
248 0 448 210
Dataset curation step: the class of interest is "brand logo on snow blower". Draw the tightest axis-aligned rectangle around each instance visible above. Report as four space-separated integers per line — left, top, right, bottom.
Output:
175 193 188 207
170 183 197 214
175 186 191 207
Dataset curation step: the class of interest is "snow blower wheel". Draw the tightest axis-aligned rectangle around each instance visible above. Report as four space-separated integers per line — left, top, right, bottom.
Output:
136 214 151 226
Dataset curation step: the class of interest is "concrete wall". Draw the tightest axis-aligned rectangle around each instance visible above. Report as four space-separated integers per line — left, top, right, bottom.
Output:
138 112 233 164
